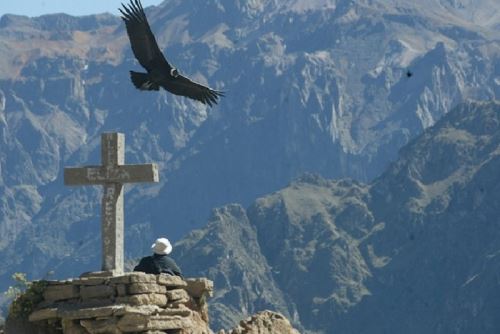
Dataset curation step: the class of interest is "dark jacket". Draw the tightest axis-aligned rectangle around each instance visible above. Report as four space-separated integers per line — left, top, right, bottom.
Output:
134 254 183 277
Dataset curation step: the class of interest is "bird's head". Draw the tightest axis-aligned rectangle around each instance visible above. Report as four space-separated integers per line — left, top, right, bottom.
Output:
170 68 179 78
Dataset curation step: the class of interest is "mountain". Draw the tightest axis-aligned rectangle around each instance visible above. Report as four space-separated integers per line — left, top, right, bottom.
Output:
175 100 500 333
0 0 499 307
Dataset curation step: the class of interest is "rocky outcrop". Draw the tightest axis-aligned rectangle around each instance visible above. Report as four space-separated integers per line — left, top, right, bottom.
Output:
219 311 300 334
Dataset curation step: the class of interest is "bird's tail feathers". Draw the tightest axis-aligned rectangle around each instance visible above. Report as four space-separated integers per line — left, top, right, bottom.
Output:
130 71 159 91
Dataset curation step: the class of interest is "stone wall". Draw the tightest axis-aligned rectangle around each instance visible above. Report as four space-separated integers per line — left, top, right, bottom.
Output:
21 272 213 334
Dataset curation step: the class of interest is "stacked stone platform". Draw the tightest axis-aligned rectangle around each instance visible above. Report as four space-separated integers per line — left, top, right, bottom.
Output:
27 272 213 334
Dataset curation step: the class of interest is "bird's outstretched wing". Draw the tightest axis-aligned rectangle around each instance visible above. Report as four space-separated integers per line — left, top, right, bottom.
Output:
120 0 225 106
162 75 225 107
119 0 170 71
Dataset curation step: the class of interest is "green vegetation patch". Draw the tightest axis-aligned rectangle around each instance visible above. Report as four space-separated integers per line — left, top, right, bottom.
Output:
5 273 48 320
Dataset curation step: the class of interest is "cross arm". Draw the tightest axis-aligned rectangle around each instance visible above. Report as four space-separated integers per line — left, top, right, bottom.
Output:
64 164 159 186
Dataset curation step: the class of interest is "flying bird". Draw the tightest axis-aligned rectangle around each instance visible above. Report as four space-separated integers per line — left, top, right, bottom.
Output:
119 0 224 106
406 69 413 78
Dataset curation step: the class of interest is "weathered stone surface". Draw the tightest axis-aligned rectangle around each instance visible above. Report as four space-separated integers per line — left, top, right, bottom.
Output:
58 305 124 320
80 317 120 334
43 284 79 302
148 315 190 330
113 305 162 317
116 293 168 307
128 283 167 295
185 278 213 298
109 275 131 284
166 289 190 302
224 311 300 334
128 272 157 283
46 279 74 286
167 300 188 309
116 313 149 332
62 319 88 334
80 285 115 300
116 284 127 296
80 271 120 279
160 305 193 317
71 298 113 310
28 308 58 322
157 275 187 288
73 277 107 286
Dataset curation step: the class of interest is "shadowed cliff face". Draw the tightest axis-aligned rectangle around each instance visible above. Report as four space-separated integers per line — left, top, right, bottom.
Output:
0 0 499 311
357 101 500 334
176 101 500 333
174 204 299 331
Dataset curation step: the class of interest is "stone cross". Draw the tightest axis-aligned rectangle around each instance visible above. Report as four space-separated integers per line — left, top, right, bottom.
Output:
64 132 159 274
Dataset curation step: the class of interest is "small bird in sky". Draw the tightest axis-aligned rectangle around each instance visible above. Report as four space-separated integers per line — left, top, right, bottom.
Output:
119 0 224 106
406 69 413 78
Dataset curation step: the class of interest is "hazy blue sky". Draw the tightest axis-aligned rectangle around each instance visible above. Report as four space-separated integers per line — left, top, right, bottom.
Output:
0 0 164 17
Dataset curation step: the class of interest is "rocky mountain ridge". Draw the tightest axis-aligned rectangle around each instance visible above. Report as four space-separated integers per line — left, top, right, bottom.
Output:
174 101 500 333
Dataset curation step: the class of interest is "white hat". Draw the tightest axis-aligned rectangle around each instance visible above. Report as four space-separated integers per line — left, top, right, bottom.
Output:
151 238 172 255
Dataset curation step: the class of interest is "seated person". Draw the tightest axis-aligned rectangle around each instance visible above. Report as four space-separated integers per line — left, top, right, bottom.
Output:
134 237 183 277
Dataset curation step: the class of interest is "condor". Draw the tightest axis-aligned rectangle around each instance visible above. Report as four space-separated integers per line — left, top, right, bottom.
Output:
119 0 224 106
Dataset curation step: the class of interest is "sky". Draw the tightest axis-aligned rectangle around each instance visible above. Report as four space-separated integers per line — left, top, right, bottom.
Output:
0 0 164 18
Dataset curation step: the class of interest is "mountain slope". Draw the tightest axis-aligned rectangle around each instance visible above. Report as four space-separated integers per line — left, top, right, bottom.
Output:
175 101 500 333
174 204 300 331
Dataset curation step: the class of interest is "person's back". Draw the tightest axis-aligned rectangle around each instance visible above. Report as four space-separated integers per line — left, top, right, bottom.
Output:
134 237 182 277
